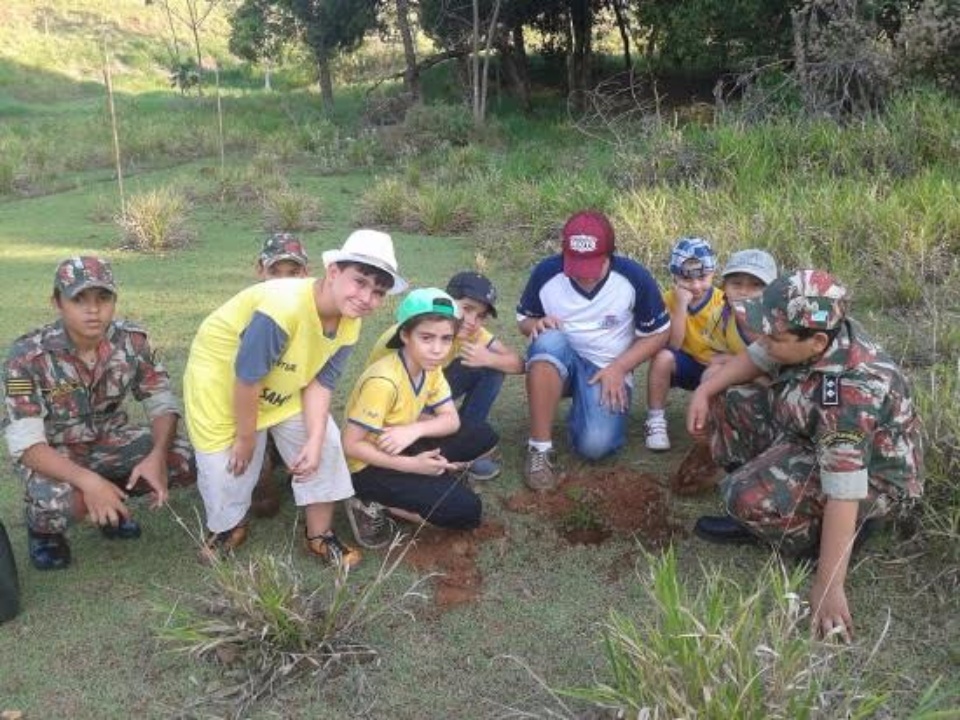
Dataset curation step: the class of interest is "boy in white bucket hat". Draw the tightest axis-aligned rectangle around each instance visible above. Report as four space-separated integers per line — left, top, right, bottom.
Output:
184 229 404 568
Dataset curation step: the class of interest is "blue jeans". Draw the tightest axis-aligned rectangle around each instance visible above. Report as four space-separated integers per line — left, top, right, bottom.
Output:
444 358 505 425
527 330 631 461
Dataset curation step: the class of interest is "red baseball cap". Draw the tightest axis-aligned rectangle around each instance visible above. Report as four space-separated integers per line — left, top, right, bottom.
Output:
562 211 615 278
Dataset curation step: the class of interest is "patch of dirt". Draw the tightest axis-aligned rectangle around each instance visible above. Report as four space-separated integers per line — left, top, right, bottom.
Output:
400 521 506 611
669 442 722 496
504 467 676 548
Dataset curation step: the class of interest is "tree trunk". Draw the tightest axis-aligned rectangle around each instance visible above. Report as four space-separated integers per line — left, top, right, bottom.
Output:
498 25 531 113
569 0 592 113
318 58 335 110
609 0 632 71
186 0 204 96
396 0 421 101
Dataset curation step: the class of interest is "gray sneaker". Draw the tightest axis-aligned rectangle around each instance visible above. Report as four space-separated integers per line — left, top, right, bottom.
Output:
346 498 397 550
523 447 558 491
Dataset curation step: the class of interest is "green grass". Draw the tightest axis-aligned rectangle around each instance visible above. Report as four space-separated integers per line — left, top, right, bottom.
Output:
0 6 959 714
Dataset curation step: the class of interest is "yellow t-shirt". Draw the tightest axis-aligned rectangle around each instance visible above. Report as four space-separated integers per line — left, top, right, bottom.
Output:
344 350 452 472
365 323 494 370
663 286 726 364
184 278 360 452
702 303 750 356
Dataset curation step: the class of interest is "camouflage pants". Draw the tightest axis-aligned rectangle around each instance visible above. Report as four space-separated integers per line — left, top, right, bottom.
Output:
708 384 894 556
16 426 195 534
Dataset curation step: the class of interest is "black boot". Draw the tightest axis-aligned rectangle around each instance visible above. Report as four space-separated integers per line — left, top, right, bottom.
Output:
693 515 757 545
27 528 72 570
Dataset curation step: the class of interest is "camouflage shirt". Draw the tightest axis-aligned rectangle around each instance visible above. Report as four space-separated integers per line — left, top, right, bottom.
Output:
747 319 923 500
3 320 181 461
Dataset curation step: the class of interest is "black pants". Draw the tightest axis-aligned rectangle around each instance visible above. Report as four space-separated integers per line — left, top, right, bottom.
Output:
351 421 498 529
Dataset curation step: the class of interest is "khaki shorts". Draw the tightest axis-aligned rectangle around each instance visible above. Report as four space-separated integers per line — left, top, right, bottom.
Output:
196 415 353 532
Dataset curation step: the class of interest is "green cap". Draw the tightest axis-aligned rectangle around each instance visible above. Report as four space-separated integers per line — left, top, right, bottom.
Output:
386 288 461 349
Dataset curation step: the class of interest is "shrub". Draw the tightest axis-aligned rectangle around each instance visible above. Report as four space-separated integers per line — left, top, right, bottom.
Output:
261 184 322 232
116 187 195 252
563 550 891 718
401 102 474 152
155 545 425 717
356 176 412 228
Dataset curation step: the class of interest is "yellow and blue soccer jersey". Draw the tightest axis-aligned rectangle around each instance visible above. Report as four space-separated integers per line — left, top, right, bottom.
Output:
366 323 494 370
345 350 452 472
184 278 360 452
702 302 752 356
663 286 725 364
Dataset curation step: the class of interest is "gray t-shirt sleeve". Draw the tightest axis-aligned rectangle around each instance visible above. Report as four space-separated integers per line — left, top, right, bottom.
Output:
235 312 289 383
315 344 354 390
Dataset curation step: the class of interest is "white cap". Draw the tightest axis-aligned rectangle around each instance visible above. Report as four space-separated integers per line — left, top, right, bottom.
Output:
321 229 407 294
722 249 778 285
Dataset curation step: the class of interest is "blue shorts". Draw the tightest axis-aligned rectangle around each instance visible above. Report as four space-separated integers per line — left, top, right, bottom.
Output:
670 349 706 391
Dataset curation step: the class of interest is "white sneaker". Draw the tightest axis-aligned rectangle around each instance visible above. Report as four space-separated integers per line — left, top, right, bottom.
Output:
645 416 671 451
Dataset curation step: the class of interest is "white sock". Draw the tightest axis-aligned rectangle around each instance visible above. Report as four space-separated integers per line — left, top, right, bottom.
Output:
647 409 665 421
528 439 553 453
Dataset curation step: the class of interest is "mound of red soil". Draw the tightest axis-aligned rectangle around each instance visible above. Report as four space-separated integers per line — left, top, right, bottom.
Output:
400 521 506 610
504 467 675 547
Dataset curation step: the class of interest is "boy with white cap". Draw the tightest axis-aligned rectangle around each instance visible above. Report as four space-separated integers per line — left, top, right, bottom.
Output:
184 230 405 567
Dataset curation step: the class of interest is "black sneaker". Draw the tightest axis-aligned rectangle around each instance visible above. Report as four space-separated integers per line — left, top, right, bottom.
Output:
28 528 72 571
345 498 397 550
693 515 757 545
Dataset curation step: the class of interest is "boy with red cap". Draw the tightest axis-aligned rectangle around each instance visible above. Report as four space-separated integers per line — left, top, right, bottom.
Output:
516 210 670 490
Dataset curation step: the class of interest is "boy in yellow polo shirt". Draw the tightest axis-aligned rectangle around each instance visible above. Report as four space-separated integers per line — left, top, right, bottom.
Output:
342 288 499 549
365 271 523 481
645 237 724 451
184 230 405 567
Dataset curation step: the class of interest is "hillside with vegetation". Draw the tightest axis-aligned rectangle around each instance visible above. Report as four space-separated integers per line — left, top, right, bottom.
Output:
0 1 958 717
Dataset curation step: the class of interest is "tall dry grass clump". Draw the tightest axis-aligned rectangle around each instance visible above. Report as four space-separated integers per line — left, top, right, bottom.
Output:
563 550 892 719
116 186 195 252
261 183 323 232
155 531 428 717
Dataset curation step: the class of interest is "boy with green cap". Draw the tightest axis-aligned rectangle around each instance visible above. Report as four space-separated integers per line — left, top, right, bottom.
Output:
3 256 195 570
342 288 499 549
687 269 923 642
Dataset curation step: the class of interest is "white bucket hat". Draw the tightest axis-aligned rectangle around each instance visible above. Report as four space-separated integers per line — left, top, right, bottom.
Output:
321 229 407 294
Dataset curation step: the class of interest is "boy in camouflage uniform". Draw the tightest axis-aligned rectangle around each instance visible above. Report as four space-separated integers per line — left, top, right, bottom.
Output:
2 257 195 570
687 270 922 642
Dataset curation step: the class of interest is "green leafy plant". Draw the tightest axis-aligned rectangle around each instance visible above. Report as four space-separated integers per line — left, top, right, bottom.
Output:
560 486 609 536
261 183 322 232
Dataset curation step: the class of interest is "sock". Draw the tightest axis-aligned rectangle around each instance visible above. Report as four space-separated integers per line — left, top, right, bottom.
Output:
648 409 665 421
528 439 553 453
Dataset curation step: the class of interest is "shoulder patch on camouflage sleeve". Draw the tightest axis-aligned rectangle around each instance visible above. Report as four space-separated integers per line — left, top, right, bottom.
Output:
819 430 866 448
117 320 148 337
820 374 840 407
4 377 34 396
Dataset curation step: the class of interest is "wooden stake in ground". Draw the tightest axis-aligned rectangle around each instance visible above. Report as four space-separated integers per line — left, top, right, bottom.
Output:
214 61 225 173
102 44 125 217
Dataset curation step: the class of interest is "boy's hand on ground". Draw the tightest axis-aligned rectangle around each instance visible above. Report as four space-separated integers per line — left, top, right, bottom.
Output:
82 477 131 527
127 452 169 508
378 425 420 455
289 444 322 480
589 365 629 412
411 448 451 476
810 580 853 644
227 434 256 476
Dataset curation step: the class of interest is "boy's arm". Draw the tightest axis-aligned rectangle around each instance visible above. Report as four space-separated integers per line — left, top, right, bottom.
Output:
810 499 858 642
125 413 179 508
667 287 692 349
590 329 670 411
229 379 261 475
343 421 454 476
377 399 460 455
459 337 525 374
287 378 331 479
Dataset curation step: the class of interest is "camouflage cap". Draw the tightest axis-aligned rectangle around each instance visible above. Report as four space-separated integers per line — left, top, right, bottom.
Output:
54 256 117 299
260 232 308 268
742 269 847 335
